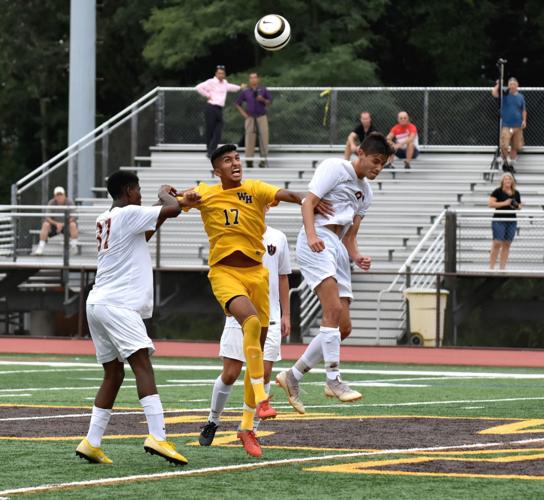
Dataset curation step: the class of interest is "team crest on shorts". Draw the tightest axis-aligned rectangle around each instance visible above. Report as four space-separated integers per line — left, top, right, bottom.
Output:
355 191 363 200
267 244 277 256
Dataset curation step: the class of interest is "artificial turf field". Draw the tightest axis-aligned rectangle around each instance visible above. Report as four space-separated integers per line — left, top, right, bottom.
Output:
1 354 544 498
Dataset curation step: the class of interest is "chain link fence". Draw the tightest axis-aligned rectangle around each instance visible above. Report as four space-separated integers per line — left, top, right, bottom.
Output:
452 210 544 273
160 87 544 147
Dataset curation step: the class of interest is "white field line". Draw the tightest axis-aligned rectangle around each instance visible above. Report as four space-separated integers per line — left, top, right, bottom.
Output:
0 394 32 398
2 437 544 496
0 383 213 394
3 396 544 421
2 360 544 379
0 368 101 375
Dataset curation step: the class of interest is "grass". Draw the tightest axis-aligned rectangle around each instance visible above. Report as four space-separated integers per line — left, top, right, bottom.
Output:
1 354 544 498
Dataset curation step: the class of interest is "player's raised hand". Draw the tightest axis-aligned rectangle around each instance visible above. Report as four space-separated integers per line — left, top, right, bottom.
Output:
307 234 325 252
354 254 372 271
314 199 334 217
158 184 178 197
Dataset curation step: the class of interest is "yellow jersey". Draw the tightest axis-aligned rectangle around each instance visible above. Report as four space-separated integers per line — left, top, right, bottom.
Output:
185 179 280 266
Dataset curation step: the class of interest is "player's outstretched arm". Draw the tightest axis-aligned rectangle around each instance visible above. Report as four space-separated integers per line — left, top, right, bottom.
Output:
274 189 334 217
146 185 198 241
342 215 371 271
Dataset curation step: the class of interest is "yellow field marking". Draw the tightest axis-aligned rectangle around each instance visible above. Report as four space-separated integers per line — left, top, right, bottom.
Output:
164 412 340 424
479 419 544 435
416 447 544 456
6 439 544 496
306 447 544 480
0 432 202 442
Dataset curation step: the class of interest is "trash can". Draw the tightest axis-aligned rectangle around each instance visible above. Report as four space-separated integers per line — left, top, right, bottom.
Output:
403 288 449 347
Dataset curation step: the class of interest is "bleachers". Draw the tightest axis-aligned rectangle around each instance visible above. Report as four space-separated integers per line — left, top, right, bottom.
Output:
8 147 544 345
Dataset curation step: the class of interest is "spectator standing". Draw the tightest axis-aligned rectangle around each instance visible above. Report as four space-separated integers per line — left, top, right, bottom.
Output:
235 73 272 168
492 77 527 172
488 173 522 270
386 111 420 169
34 186 79 255
343 111 375 160
196 66 245 158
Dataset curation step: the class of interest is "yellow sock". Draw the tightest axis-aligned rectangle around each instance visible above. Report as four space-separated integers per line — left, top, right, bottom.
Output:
242 315 267 404
240 370 256 430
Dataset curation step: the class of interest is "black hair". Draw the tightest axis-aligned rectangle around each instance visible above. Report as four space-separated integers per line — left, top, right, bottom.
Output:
361 132 394 157
211 144 237 168
107 170 139 199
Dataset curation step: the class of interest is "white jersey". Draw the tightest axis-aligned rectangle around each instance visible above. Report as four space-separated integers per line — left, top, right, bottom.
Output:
225 226 291 327
308 158 373 238
87 205 161 319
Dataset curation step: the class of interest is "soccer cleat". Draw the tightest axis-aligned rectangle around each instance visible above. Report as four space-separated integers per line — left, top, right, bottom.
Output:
198 421 219 446
237 429 262 458
324 376 362 403
256 396 277 420
143 435 188 465
75 438 112 464
275 370 305 414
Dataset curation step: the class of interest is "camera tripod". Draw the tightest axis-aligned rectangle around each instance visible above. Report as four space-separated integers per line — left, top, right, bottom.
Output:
489 58 507 177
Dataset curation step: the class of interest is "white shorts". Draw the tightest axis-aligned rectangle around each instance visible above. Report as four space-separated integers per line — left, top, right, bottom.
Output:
296 226 353 299
86 303 155 364
219 322 282 363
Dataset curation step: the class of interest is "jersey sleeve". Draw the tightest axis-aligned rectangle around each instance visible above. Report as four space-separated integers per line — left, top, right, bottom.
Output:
357 181 373 217
308 161 341 199
125 205 162 234
277 233 292 275
490 188 501 199
253 180 280 207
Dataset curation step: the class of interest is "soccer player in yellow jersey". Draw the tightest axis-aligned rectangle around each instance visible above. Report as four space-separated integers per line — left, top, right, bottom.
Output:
181 144 329 457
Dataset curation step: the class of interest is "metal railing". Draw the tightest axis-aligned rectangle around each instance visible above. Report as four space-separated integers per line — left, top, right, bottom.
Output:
14 86 544 209
375 210 447 342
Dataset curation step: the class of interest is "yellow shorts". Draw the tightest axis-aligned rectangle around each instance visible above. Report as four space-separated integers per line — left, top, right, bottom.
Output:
208 264 270 327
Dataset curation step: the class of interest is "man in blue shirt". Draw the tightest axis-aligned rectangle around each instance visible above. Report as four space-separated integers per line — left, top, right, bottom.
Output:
492 77 527 172
235 73 272 168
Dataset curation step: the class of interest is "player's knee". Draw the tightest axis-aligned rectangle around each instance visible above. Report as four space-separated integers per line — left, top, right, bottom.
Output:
221 371 238 386
242 315 261 341
105 366 125 386
322 303 342 325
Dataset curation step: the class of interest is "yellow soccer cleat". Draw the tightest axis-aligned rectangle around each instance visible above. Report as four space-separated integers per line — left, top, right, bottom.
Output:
75 438 113 464
143 435 189 466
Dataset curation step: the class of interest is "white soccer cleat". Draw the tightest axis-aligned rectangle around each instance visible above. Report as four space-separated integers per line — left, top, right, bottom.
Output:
276 370 305 414
324 376 362 403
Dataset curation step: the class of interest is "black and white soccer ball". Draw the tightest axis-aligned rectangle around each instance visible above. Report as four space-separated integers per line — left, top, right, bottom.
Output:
254 14 291 51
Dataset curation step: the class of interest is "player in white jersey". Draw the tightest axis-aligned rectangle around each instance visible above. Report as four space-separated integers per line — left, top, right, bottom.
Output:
277 132 393 413
198 225 292 446
76 170 200 465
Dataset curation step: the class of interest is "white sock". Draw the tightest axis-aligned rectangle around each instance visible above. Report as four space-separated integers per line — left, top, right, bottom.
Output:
37 240 46 249
294 333 324 380
140 394 166 441
70 238 79 247
86 406 112 447
208 376 233 425
254 382 271 432
321 326 341 380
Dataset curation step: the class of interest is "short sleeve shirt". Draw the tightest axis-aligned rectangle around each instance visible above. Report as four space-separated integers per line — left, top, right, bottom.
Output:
389 123 419 149
490 188 521 219
47 197 75 223
185 180 280 266
352 123 375 143
501 92 526 128
87 205 161 318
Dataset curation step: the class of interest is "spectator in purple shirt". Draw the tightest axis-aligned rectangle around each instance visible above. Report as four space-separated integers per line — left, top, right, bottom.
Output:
196 65 245 158
235 73 272 168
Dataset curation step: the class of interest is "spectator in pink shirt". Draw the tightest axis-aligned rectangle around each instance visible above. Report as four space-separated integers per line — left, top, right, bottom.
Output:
196 65 245 158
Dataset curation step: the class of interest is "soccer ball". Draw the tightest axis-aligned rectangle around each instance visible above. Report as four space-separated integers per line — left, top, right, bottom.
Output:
254 14 291 51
